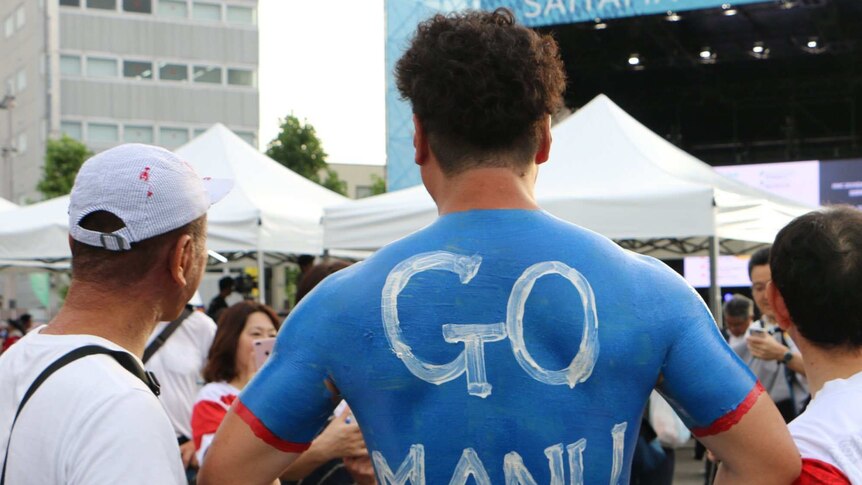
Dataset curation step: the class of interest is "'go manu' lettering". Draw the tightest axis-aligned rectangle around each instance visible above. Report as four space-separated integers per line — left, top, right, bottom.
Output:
381 251 600 398
372 423 627 485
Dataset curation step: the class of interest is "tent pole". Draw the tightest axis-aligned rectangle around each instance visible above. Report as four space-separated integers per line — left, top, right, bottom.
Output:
257 218 266 305
708 235 722 327
257 248 266 305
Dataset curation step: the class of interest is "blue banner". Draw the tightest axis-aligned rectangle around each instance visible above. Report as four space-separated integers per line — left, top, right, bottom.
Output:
481 0 771 27
385 0 481 191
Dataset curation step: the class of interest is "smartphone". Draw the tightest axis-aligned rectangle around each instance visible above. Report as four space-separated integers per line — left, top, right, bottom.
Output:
334 399 349 417
252 337 276 370
749 328 767 337
333 399 356 424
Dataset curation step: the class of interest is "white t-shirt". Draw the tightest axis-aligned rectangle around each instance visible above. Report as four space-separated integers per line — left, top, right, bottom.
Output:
0 327 186 484
790 370 862 483
145 310 217 439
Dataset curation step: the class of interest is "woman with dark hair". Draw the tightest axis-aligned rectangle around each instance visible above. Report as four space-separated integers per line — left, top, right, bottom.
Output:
191 301 368 484
192 301 281 463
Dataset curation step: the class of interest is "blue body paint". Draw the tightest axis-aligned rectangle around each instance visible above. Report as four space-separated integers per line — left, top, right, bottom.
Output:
241 210 756 484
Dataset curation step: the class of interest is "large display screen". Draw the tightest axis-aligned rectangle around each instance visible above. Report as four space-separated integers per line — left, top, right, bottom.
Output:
714 161 820 207
684 255 752 289
685 158 862 287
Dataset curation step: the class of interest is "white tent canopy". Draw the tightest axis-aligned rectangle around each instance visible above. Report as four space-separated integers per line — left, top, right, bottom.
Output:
177 124 348 255
323 94 814 257
0 197 16 212
0 124 348 262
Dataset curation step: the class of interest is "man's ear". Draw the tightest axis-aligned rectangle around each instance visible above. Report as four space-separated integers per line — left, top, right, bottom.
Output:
767 281 794 331
413 115 430 166
169 234 194 287
535 116 552 165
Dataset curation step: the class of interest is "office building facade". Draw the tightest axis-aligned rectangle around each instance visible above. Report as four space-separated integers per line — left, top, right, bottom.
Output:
0 0 259 203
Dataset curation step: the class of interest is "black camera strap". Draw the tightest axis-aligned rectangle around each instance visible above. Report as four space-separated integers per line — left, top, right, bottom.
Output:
143 308 192 364
1 345 160 485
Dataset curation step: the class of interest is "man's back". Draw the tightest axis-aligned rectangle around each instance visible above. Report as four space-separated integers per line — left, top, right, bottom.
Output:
0 328 185 484
242 210 757 483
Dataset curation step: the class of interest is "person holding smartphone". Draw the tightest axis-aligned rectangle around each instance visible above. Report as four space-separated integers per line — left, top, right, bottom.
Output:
731 247 809 423
191 302 368 484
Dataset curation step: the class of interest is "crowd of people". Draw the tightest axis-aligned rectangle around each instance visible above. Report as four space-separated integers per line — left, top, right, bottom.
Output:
1 7 861 485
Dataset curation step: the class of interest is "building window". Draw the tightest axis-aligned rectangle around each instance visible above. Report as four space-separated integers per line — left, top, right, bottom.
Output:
193 65 221 84
4 16 13 38
234 131 255 146
125 125 154 143
158 62 187 81
60 0 80 5
87 57 118 78
193 128 207 137
226 5 254 25
15 5 25 28
87 0 117 10
60 121 83 141
159 127 189 148
192 2 220 21
227 68 254 87
16 69 26 92
60 55 82 76
157 0 187 18
123 0 151 13
123 60 153 80
16 133 27 154
88 123 119 143
355 186 373 199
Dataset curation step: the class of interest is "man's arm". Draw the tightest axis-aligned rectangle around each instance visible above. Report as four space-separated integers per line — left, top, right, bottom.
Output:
198 410 300 485
698 391 801 485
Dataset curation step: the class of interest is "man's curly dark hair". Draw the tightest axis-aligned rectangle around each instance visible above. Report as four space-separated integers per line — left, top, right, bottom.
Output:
395 8 566 175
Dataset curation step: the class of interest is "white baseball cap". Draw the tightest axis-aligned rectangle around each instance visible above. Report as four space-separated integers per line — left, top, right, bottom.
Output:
69 143 232 251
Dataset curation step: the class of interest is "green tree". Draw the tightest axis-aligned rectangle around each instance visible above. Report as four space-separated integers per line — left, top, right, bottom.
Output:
265 115 347 195
370 173 386 196
37 135 92 199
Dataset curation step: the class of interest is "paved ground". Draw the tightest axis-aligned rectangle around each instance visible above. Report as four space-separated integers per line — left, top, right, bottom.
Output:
673 441 707 485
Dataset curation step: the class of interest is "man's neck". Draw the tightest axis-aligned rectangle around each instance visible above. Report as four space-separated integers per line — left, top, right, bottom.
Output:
432 167 539 215
41 282 164 357
796 339 862 397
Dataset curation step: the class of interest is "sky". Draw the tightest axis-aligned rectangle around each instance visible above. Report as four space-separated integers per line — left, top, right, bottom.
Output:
258 0 387 166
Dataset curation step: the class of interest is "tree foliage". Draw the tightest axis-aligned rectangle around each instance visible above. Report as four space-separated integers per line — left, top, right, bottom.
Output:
37 135 92 199
370 173 386 196
266 115 347 195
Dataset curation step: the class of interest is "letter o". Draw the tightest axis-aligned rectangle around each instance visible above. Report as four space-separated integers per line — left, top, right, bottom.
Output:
505 261 599 388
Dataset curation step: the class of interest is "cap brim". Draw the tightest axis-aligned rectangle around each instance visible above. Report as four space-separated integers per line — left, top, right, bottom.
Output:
202 177 233 205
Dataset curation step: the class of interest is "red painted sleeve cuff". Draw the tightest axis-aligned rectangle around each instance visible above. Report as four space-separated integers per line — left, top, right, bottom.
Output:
794 458 851 485
691 381 765 437
234 399 312 453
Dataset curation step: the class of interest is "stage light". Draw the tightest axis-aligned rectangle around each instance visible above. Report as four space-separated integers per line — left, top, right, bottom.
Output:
803 37 826 54
721 4 737 16
699 47 717 64
593 18 607 30
665 11 682 22
628 54 640 66
750 42 769 59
